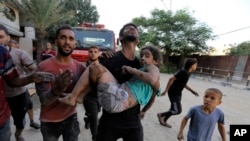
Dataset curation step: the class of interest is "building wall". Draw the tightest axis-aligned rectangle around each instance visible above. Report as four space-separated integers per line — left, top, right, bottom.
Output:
0 3 35 58
0 3 22 36
168 55 250 79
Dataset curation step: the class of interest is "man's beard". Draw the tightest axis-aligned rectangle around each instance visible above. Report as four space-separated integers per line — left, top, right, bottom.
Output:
123 35 137 42
89 58 98 62
57 47 73 56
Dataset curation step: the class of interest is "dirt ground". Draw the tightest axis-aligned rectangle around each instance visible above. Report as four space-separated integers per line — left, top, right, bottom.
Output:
10 73 250 141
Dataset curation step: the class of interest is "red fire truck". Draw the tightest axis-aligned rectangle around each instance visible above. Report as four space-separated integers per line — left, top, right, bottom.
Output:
71 22 116 62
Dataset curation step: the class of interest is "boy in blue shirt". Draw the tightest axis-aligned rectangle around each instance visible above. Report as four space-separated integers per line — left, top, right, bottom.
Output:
177 88 226 141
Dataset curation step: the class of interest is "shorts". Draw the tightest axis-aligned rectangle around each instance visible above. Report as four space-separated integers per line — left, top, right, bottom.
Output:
26 90 33 109
6 91 28 129
97 82 128 113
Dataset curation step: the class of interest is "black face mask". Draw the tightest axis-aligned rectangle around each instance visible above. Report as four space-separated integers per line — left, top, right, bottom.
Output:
123 35 137 42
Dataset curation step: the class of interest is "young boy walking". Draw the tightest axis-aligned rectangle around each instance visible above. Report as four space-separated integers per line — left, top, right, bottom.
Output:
177 88 226 141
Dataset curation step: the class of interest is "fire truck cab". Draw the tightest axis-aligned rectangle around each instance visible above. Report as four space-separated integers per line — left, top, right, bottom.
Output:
71 22 116 62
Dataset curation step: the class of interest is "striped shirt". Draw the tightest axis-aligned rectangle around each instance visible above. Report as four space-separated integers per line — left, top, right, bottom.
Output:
0 45 19 125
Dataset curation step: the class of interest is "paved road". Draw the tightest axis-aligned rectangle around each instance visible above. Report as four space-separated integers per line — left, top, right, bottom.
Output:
10 73 250 141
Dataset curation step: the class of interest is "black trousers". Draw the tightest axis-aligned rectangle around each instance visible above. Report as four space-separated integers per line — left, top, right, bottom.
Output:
83 95 100 140
161 95 182 122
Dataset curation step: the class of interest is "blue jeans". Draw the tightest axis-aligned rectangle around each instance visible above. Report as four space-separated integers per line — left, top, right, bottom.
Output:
41 114 80 141
0 118 11 141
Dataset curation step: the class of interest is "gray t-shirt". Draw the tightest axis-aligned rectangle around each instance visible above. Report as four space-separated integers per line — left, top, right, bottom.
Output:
4 47 34 97
186 105 224 141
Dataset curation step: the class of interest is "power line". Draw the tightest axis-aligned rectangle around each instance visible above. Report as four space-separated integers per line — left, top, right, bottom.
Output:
161 0 168 9
161 0 172 10
214 26 250 37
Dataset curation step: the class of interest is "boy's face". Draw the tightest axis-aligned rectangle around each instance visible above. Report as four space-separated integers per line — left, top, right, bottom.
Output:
140 49 157 66
191 63 197 71
88 48 100 61
0 30 10 46
203 91 221 109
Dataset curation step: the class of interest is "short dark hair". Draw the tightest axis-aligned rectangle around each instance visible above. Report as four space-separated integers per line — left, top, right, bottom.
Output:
184 58 197 70
205 88 223 99
88 46 100 51
140 46 162 68
55 25 74 38
0 24 9 35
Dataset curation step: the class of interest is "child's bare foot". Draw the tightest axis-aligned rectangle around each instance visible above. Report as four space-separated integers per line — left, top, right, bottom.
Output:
157 113 165 124
58 95 76 106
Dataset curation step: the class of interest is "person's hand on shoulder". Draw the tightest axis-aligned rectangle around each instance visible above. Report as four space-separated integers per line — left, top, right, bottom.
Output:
100 50 114 58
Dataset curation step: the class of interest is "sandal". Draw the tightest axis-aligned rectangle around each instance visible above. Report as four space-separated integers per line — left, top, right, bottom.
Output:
30 122 40 129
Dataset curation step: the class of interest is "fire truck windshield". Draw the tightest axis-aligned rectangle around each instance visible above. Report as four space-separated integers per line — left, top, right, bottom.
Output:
73 29 114 50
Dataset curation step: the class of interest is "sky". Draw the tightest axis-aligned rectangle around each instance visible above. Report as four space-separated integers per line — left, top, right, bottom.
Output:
91 0 250 54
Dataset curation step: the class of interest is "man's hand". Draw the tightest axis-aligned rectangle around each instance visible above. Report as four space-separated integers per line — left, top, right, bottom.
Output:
52 69 73 96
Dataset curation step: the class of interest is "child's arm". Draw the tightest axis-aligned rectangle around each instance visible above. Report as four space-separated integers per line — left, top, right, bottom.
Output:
139 89 158 119
161 76 175 96
177 117 188 141
123 64 160 89
218 123 226 141
185 85 199 96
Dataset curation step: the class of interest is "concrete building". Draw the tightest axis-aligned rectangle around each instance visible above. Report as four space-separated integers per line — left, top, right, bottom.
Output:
0 3 35 58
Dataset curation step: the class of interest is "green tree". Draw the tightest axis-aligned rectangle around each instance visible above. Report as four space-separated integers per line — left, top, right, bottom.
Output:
69 0 99 25
1 0 74 63
226 41 250 56
46 0 99 42
132 9 214 65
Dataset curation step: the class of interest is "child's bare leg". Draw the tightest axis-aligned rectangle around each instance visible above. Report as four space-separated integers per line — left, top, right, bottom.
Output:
76 87 91 103
89 63 106 84
59 67 91 106
75 64 108 104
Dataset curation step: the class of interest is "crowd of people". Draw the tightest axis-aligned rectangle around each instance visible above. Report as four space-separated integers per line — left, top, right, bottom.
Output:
0 23 226 141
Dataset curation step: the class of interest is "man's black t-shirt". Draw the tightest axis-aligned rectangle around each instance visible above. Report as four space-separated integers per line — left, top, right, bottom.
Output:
100 51 141 128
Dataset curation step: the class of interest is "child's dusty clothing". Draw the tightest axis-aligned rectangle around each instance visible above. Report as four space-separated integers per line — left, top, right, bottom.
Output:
97 82 129 113
97 67 161 113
